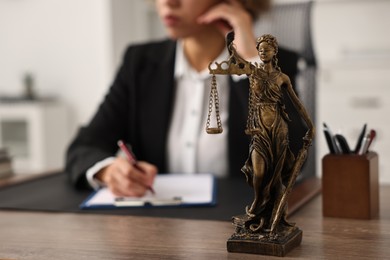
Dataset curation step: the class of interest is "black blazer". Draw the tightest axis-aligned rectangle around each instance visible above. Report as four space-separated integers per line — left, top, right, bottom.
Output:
65 39 300 189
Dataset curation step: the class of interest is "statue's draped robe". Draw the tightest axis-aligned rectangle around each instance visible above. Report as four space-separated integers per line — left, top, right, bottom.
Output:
241 69 295 220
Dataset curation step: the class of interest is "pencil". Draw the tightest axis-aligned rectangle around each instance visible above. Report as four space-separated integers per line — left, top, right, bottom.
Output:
117 140 156 194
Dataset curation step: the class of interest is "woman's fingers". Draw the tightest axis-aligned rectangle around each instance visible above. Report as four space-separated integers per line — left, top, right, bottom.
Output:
197 0 257 59
98 157 158 197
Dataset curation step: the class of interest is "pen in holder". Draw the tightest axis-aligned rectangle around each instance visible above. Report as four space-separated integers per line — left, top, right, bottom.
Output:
322 152 379 219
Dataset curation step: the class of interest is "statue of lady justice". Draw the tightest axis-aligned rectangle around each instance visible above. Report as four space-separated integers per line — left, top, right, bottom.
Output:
207 32 315 250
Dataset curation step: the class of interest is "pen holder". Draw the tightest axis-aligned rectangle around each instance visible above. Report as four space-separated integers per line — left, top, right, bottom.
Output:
322 152 379 219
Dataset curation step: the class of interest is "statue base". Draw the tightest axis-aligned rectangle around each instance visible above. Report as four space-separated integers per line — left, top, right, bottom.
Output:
227 215 302 257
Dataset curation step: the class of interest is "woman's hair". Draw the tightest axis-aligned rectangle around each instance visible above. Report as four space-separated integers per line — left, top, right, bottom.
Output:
239 0 272 19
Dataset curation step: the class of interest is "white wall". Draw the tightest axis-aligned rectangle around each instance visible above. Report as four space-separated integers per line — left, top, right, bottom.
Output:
313 0 390 66
111 1 165 69
0 0 113 135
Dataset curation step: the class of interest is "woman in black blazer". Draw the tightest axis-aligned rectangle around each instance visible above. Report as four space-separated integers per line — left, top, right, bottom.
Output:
65 0 301 197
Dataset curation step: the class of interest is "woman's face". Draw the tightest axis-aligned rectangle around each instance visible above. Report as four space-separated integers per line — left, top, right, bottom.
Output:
155 0 222 39
257 41 275 63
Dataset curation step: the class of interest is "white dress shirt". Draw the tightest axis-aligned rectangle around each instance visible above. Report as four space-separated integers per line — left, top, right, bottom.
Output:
86 41 257 189
166 41 229 177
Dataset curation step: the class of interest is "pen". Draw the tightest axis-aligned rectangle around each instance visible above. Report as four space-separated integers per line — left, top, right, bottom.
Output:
354 123 367 154
323 123 340 154
359 129 376 155
358 134 370 155
366 129 376 151
335 134 352 154
117 140 156 194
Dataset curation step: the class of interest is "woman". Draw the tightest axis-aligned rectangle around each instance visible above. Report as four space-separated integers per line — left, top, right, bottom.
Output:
65 0 301 198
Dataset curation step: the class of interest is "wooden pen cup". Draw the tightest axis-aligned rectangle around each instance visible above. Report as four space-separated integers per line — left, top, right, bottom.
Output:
322 152 379 219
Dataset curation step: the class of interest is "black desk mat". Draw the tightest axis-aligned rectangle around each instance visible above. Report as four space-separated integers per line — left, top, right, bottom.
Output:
0 172 253 221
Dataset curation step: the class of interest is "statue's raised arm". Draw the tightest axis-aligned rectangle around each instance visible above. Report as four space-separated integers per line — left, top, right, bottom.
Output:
208 31 254 76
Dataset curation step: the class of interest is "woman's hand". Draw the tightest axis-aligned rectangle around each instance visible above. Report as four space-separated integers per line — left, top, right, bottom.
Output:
95 157 158 197
197 0 258 59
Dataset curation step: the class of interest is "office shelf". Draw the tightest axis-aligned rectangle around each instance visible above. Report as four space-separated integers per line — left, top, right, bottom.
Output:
0 101 69 173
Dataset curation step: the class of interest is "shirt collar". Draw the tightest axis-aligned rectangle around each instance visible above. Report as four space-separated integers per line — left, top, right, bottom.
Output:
174 40 229 81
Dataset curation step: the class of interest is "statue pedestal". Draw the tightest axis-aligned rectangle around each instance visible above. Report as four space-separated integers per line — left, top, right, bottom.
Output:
227 215 302 257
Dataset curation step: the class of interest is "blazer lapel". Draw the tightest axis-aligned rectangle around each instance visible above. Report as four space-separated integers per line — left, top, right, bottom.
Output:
136 41 176 172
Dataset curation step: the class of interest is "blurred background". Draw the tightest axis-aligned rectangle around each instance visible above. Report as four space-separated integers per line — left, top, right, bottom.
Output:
0 0 389 183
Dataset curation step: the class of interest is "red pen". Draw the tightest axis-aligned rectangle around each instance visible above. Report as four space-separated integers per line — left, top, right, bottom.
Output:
117 140 156 194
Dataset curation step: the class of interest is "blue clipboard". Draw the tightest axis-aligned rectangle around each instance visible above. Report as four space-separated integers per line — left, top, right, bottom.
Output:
80 173 217 209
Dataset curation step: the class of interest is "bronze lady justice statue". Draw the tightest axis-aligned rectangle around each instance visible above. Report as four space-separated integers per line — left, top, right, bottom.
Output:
207 33 315 255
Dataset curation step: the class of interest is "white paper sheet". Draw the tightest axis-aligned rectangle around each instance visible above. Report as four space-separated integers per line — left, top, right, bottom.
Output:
82 173 216 208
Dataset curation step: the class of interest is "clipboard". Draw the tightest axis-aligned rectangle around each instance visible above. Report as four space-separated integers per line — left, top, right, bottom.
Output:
80 173 217 209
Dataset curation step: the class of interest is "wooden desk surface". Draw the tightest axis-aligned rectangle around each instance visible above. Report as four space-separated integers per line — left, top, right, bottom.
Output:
1 187 389 259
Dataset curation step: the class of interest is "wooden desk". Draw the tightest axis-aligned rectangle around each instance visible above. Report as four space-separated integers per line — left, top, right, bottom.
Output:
0 172 321 220
1 186 389 259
